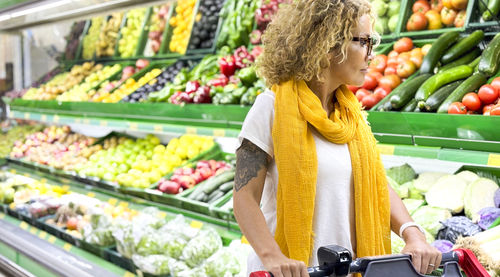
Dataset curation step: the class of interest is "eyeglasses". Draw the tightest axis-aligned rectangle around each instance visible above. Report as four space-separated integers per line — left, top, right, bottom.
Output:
352 35 376 57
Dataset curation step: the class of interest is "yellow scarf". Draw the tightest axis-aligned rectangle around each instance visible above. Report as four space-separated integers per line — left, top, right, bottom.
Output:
271 79 391 263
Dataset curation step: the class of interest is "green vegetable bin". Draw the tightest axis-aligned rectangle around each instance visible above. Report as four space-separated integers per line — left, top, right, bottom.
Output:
113 7 153 59
398 0 474 39
210 190 235 221
69 20 90 63
162 0 201 56
141 3 176 57
467 0 500 30
186 5 225 55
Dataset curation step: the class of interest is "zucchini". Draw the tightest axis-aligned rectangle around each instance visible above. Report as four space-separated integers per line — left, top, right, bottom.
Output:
422 80 462 111
441 31 484 64
469 56 481 69
390 74 432 109
420 31 460 74
219 181 234 193
194 192 207 202
402 99 417 112
437 73 488 113
438 48 481 73
415 65 473 102
202 170 235 195
478 33 500 76
482 0 500 20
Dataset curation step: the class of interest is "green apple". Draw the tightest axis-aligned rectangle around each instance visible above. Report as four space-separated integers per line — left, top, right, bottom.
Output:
387 1 401 17
372 0 388 17
375 17 389 35
388 14 399 33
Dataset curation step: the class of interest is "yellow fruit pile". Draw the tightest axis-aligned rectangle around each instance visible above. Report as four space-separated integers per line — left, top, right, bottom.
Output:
99 68 162 103
169 0 197 54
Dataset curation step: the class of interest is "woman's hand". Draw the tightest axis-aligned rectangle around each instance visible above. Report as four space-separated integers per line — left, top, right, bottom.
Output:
401 227 442 275
262 252 309 277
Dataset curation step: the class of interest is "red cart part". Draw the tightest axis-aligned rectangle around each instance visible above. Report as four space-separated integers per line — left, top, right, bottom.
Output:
454 248 491 277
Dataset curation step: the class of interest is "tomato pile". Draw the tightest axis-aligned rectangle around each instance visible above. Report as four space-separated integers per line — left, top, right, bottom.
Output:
349 38 430 109
406 0 467 31
448 77 500 115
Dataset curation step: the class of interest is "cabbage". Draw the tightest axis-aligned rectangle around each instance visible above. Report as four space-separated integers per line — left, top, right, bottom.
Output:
181 228 222 267
456 170 480 184
495 189 500 208
402 199 425 215
132 254 174 275
163 235 188 259
169 260 191 277
203 248 241 277
478 207 500 230
431 240 453 253
413 172 449 193
386 164 416 185
425 175 467 214
413 206 452 237
388 176 409 198
464 178 499 222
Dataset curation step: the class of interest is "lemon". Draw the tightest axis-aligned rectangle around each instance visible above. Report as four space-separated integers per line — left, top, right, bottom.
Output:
154 145 165 153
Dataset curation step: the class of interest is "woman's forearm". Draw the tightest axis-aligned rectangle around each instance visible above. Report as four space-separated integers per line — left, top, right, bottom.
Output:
388 185 426 242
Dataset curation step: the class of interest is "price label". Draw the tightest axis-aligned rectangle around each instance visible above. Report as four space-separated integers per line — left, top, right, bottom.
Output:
48 236 56 243
186 127 197 134
123 271 136 277
30 227 37 235
23 173 29 177
83 119 90 125
118 201 128 208
100 120 108 127
41 115 47 122
488 154 500 166
241 236 249 245
75 118 81 124
108 198 118 206
63 243 72 251
24 113 30 119
154 125 163 133
38 231 48 239
9 169 16 174
213 129 225 137
20 222 29 230
87 192 96 198
190 220 203 229
61 185 70 191
0 213 4 219
53 115 60 123
377 144 395 155
9 203 16 210
129 122 138 131
158 212 167 219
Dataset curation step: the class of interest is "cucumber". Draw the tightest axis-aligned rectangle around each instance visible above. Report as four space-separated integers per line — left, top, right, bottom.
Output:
402 99 417 112
478 33 500 76
379 101 393 111
207 191 226 204
438 48 481 73
482 0 500 20
440 31 484 64
415 65 473 102
423 80 462 111
390 74 432 109
194 192 207 202
202 170 235 195
420 31 460 74
219 181 234 193
437 73 488 113
469 57 481 70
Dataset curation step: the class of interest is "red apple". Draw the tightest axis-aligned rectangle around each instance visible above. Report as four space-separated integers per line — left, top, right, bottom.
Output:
135 59 150 70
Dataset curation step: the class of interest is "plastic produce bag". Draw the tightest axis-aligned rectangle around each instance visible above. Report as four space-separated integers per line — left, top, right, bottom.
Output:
176 267 209 277
161 214 199 240
181 228 222 267
204 247 241 277
163 234 188 259
169 260 191 276
81 207 115 246
132 254 174 275
431 240 454 253
477 207 500 230
437 216 482 243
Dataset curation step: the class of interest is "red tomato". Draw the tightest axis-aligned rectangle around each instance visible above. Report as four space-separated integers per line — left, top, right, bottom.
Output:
397 60 417 78
483 104 494 115
413 0 431 13
362 74 378 90
425 10 443 30
387 57 398 67
373 86 391 100
410 55 423 68
356 88 371 102
461 92 482 111
448 102 467 114
369 55 388 73
443 0 453 8
397 52 412 65
478 84 499 104
491 104 500 116
394 38 414 53
384 65 398 75
410 48 423 57
451 0 467 10
431 0 444 11
491 77 500 91
368 71 384 82
454 10 466 27
407 12 428 31
440 7 457 26
379 74 401 89
347 85 360 93
388 50 399 59
361 94 379 109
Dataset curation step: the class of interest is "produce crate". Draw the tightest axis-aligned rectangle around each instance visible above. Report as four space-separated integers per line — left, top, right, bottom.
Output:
141 3 175 57
210 190 234 221
73 20 91 62
466 0 500 31
186 0 226 55
78 16 106 61
163 0 201 56
79 240 111 260
454 164 500 183
398 0 474 39
106 247 136 273
113 8 153 59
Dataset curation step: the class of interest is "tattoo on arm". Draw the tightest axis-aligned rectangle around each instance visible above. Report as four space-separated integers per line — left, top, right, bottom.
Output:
235 139 271 192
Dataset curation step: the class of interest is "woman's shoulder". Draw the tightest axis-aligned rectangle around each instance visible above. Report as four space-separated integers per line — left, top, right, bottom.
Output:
250 88 275 112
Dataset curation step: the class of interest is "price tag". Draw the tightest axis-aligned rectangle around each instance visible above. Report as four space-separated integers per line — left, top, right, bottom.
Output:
377 144 395 155
87 192 96 198
20 222 29 230
158 212 167 219
9 169 16 174
23 173 29 177
75 118 81 124
241 236 249 245
488 154 500 166
83 119 90 125
213 129 225 137
9 203 16 210
0 213 4 219
186 127 197 134
108 198 118 206
48 236 57 243
100 120 108 127
38 231 48 239
190 220 203 229
24 113 30 119
61 185 70 191
41 115 47 122
53 115 60 123
154 125 163 133
63 243 72 251
123 271 136 277
29 227 37 235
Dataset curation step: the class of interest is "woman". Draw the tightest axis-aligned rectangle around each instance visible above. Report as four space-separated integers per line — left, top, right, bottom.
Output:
233 0 441 276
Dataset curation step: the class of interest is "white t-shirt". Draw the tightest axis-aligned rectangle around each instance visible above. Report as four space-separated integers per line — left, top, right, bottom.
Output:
238 89 357 275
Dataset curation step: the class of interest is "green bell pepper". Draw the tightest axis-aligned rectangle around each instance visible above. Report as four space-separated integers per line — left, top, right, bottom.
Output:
237 67 258 86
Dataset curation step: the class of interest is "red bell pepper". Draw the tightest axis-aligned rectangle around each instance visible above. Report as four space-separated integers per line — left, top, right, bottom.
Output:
219 56 237 77
207 75 229 87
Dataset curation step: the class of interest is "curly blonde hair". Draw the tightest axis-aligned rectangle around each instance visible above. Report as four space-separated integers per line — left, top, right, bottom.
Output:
257 0 374 87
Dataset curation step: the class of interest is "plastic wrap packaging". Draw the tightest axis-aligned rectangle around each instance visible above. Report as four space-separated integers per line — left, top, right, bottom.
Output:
160 214 200 240
81 207 115 246
181 228 222 267
169 260 191 276
132 254 175 275
437 216 482 243
203 247 240 277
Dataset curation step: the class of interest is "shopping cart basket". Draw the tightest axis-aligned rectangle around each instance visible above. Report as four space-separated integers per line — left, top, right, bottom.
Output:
250 244 490 277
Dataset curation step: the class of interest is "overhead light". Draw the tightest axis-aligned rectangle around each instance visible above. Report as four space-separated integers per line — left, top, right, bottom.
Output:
9 0 72 19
